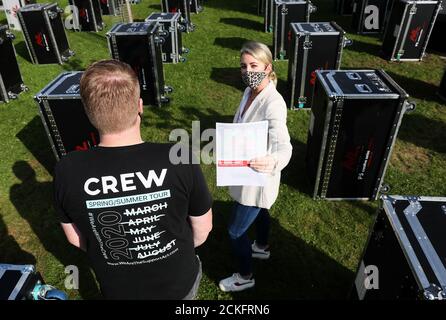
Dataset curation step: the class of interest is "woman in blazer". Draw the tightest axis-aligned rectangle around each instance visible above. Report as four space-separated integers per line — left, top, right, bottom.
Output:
219 41 293 292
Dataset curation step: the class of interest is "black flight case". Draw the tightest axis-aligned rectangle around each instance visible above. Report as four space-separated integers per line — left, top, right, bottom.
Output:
17 3 74 64
189 0 203 13
351 0 390 34
106 22 172 107
273 0 317 60
161 0 194 32
263 0 274 32
68 0 104 32
0 24 27 103
0 264 43 300
306 69 415 200
100 0 120 15
381 0 442 61
287 22 352 110
352 195 446 300
145 12 188 64
34 71 99 160
336 0 354 15
427 1 446 54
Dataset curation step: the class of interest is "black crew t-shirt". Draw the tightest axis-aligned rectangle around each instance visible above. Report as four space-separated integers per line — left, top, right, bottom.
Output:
53 142 212 299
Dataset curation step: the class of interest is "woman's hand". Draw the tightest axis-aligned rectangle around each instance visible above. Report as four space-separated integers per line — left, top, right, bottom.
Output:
249 155 277 174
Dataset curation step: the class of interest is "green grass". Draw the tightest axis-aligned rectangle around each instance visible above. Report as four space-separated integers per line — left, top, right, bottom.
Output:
0 0 445 300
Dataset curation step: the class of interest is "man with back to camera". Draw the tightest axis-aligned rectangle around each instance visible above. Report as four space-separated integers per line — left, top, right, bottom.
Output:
53 59 213 299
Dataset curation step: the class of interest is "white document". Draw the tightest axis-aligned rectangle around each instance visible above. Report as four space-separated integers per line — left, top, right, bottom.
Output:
216 121 268 187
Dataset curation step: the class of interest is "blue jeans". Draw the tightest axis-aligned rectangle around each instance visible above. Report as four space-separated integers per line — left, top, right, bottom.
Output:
228 202 270 277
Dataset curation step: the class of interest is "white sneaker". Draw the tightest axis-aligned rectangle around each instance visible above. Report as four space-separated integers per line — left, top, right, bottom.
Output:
251 241 270 260
219 273 255 292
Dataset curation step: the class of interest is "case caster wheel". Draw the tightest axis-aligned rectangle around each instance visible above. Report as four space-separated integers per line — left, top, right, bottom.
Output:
279 52 285 60
380 184 390 194
405 101 416 113
179 24 186 33
7 92 18 100
164 86 173 94
6 31 16 40
268 25 273 33
179 57 187 63
182 47 189 54
343 38 353 47
160 96 170 104
21 84 29 92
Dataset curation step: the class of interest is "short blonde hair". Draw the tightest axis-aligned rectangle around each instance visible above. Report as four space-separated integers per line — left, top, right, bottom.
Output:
80 59 140 135
240 41 277 86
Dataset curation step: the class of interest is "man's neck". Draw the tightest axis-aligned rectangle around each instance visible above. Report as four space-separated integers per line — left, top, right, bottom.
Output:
99 126 144 147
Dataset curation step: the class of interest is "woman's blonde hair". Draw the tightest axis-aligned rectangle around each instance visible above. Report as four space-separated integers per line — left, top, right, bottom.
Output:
240 41 277 86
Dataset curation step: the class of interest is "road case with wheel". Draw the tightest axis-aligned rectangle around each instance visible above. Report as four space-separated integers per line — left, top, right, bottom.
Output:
0 24 27 103
189 0 202 13
352 195 446 300
107 22 172 107
273 0 316 60
145 12 187 64
68 0 104 32
161 0 194 32
381 0 442 61
17 3 74 64
306 69 414 200
287 22 352 109
34 71 99 160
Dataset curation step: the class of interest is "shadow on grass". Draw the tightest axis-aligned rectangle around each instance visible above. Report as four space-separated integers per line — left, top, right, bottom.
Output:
210 67 244 91
16 116 56 175
148 104 232 133
205 0 257 15
346 38 383 57
198 200 354 299
15 41 32 63
0 214 36 265
214 37 251 51
385 71 444 104
219 17 263 32
398 112 446 154
9 161 101 299
281 137 313 196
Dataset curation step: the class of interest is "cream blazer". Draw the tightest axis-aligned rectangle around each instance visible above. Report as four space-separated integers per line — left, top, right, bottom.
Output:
229 81 293 209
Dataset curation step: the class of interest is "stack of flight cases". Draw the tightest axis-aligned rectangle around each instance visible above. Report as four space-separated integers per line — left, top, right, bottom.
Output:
68 0 104 32
351 0 390 34
273 0 317 60
106 22 172 107
381 0 442 61
0 24 28 103
287 22 352 109
3 0 35 31
145 12 188 64
161 0 194 32
305 69 416 200
34 71 99 160
336 0 354 15
352 195 446 300
17 3 74 64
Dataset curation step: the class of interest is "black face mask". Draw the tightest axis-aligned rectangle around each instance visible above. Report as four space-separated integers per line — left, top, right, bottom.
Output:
241 71 267 90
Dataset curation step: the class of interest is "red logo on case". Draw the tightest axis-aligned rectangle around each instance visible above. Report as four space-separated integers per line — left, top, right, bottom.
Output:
409 26 421 43
35 32 44 47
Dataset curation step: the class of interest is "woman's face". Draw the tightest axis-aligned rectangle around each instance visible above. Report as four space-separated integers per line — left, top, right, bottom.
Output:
240 53 270 74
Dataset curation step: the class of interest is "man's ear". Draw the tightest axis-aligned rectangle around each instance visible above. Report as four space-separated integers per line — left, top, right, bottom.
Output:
138 98 143 114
